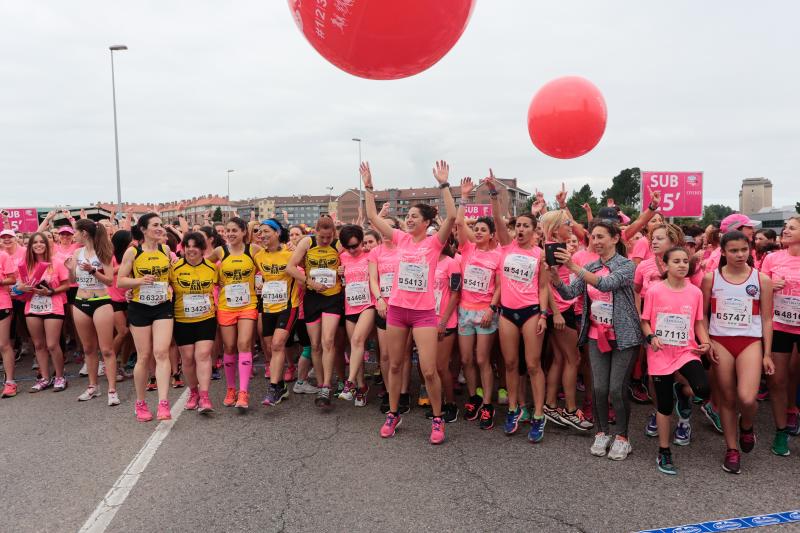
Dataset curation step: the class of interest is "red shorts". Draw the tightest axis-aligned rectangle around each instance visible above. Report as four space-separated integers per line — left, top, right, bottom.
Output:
710 336 761 358
386 305 438 329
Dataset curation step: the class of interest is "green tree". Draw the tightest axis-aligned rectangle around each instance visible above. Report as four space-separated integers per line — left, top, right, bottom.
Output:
699 204 734 228
795 202 800 214
565 184 599 225
601 168 641 208
212 207 223 222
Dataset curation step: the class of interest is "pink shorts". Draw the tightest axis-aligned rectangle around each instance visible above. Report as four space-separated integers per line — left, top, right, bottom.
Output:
387 305 438 329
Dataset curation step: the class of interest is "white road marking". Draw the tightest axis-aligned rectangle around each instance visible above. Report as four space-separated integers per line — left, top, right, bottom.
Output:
79 389 190 533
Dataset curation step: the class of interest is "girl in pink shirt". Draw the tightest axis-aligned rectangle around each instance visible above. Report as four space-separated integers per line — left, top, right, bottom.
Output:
641 247 711 475
631 213 665 266
634 224 686 308
362 160 456 445
433 245 461 421
0 249 18 398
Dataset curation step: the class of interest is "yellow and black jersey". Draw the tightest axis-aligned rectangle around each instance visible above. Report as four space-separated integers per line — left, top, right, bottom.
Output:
170 258 218 323
304 236 341 297
217 244 257 311
254 246 299 314
131 244 171 306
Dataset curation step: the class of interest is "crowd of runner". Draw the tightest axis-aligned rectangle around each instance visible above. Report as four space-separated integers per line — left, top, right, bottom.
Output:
2 162 799 477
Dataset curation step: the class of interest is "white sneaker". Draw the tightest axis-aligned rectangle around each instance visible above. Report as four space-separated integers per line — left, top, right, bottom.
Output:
79 363 88 377
108 391 120 406
590 433 613 457
78 386 101 401
293 380 319 394
607 437 633 461
98 360 106 377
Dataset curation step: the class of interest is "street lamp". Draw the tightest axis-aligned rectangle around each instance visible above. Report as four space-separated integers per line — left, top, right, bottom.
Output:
109 44 128 214
352 137 363 213
226 169 235 198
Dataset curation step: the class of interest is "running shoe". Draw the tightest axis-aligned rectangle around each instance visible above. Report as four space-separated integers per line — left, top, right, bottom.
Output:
543 404 566 427
739 424 756 453
702 402 723 434
338 380 356 401
264 366 271 380
315 387 332 409
673 420 692 446
172 372 184 388
528 415 546 443
657 451 677 475
787 411 800 436
98 360 105 376
497 388 509 406
292 380 319 395
519 405 531 424
52 377 67 392
590 433 612 457
576 374 586 393
147 377 157 391
673 382 692 419
645 412 659 437
108 391 120 406
380 413 401 438
560 408 593 432
379 393 390 414
77 386 100 401
116 366 126 382
398 393 411 414
771 430 790 457
608 405 616 425
629 380 650 404
336 380 345 395
504 407 522 435
156 400 171 420
283 364 297 382
30 358 39 371
476 386 484 399
478 404 495 430
262 383 289 406
79 362 88 377
607 437 632 461
125 355 136 372
223 387 237 407
185 389 200 410
30 377 53 393
198 393 214 414
557 391 566 402
443 403 459 423
464 395 483 421
756 380 769 402
373 373 384 386
418 385 430 406
235 391 249 411
135 400 153 422
1 382 18 398
354 386 368 407
424 406 434 419
722 448 741 474
211 367 221 381
430 417 445 445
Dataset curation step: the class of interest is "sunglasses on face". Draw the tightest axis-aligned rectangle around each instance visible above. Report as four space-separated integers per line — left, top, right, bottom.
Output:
345 242 361 250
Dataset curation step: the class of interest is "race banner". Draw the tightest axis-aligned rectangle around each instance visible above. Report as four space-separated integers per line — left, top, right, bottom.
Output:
641 172 703 218
464 204 492 218
1 208 40 232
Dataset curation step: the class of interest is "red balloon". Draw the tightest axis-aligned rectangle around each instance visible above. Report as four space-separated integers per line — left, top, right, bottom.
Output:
527 76 608 159
288 0 475 80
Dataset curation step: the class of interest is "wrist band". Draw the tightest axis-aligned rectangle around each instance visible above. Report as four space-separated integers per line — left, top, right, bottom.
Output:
439 182 450 189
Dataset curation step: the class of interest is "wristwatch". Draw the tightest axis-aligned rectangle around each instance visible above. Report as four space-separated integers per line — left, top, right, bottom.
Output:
646 334 656 344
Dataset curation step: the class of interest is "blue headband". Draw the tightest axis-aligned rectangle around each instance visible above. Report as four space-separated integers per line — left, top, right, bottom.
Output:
261 219 281 233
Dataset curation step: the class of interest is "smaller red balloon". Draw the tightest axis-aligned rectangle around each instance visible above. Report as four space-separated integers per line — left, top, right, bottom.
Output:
527 77 608 159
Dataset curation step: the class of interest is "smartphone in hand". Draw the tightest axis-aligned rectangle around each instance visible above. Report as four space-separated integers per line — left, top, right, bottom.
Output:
545 242 567 267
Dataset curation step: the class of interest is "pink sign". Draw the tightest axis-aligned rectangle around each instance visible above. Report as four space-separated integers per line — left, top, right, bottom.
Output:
1 208 40 232
464 204 492 218
641 172 703 218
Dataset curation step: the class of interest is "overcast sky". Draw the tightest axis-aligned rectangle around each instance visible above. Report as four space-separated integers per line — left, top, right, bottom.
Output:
1 1 798 210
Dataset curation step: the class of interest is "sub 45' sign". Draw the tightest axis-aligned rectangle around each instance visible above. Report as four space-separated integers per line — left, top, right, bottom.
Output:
641 172 703 218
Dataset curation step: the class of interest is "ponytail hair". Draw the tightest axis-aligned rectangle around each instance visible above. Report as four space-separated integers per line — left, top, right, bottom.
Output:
76 218 113 264
132 212 160 242
263 218 289 243
112 230 133 264
590 219 627 258
719 230 754 271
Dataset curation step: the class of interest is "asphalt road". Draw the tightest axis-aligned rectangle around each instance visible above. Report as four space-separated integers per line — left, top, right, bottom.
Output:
2 355 799 533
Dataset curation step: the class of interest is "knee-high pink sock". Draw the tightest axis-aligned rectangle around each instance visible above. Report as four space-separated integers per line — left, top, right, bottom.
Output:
238 352 253 392
223 353 237 389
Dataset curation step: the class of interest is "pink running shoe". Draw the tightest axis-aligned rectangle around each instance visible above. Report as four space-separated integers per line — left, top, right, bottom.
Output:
198 392 214 414
430 417 445 445
380 413 402 438
156 400 171 420
185 389 200 410
264 366 271 380
283 364 297 382
135 400 153 422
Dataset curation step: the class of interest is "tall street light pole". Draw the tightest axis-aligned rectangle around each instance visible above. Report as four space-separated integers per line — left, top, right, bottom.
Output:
352 138 362 213
227 169 235 198
109 44 128 215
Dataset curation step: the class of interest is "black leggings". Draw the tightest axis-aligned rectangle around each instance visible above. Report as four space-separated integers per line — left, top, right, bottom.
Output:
652 359 710 416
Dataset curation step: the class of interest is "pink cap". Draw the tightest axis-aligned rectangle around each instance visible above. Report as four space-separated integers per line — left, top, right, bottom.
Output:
0 229 15 238
720 213 756 233
56 226 75 234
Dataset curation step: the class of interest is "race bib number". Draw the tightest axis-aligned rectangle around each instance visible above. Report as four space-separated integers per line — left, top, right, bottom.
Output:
345 281 370 307
714 297 751 329
30 294 53 314
397 262 428 293
590 300 613 326
310 268 336 289
503 254 536 283
434 289 443 316
225 282 251 308
463 265 491 294
139 282 168 306
774 294 800 327
379 272 394 298
262 281 288 305
655 313 691 347
76 270 105 290
183 294 211 318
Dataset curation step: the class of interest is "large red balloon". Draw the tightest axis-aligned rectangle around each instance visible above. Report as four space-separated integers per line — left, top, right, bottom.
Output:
527 77 608 159
288 0 476 80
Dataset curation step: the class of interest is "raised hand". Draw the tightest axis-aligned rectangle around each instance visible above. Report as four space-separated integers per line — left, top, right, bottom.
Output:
483 169 498 192
378 202 390 218
460 177 474 199
556 182 568 208
359 162 374 190
432 160 450 185
649 188 662 208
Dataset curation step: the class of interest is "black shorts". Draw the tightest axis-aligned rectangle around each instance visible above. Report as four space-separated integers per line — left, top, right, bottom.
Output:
66 287 78 305
441 327 457 338
547 306 578 331
73 298 112 318
262 307 299 338
500 304 541 329
288 319 310 348
303 292 343 324
128 301 174 328
25 313 64 321
111 300 128 313
376 313 387 330
0 308 11 321
772 329 800 354
174 317 217 346
345 308 375 324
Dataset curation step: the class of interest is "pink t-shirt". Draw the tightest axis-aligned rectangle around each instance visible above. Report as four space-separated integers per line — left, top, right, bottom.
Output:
642 281 704 375
21 261 70 315
587 266 616 341
761 250 800 335
634 258 663 300
434 255 460 329
8 246 26 301
340 249 374 315
460 241 503 310
704 247 721 273
631 237 653 262
54 242 80 260
108 256 126 303
368 243 401 300
0 251 14 310
388 230 444 311
497 241 542 309
571 249 598 316
544 242 575 312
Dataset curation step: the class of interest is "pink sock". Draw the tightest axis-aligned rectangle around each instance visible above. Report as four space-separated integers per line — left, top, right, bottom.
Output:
238 352 253 392
223 353 237 389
